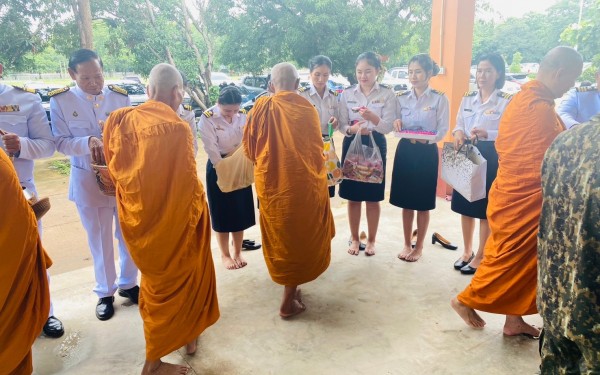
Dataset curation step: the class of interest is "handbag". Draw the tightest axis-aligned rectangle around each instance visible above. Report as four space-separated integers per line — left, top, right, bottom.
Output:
441 141 487 202
342 129 384 184
323 122 343 186
214 145 255 193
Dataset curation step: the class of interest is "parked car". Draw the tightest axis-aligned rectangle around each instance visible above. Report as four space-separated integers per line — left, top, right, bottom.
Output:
241 75 269 89
381 71 409 92
242 91 270 112
505 73 530 85
239 85 265 103
211 72 233 87
23 82 63 122
109 80 148 106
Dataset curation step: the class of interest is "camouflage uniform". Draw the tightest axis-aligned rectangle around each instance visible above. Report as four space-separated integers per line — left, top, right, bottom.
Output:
538 115 600 374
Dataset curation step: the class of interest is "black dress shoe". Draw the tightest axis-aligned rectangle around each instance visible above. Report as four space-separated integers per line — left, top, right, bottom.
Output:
118 285 140 304
454 253 475 270
460 265 477 275
242 242 262 250
96 296 115 321
242 239 255 245
432 232 458 250
43 316 65 338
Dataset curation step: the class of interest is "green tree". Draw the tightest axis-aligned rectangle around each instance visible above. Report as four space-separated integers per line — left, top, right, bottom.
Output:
212 0 432 82
509 51 522 73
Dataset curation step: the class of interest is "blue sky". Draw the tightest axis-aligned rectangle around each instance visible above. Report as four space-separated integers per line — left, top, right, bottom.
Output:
486 0 559 18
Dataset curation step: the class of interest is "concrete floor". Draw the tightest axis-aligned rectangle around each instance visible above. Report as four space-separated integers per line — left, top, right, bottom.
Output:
31 135 543 374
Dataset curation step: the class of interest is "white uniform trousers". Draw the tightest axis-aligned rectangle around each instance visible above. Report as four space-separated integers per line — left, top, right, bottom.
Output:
38 222 55 318
76 205 138 298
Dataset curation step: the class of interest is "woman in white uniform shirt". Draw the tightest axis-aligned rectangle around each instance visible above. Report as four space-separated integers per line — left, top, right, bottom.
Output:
198 86 256 270
391 54 449 262
298 55 340 197
338 52 396 256
451 53 512 274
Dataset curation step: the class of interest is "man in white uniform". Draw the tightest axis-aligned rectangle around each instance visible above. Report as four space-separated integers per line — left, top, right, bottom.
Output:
0 63 64 337
50 49 139 321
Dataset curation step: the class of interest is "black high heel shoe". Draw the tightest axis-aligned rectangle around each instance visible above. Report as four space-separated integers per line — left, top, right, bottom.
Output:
454 253 475 270
432 232 458 250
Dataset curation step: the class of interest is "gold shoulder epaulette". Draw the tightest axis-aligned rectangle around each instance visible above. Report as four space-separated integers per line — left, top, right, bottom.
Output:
12 85 37 94
379 83 392 89
464 91 477 97
396 90 410 97
183 104 193 111
497 91 514 100
239 108 247 114
48 86 70 97
108 84 128 96
203 110 213 118
576 86 597 93
297 86 308 93
431 89 445 95
328 89 338 96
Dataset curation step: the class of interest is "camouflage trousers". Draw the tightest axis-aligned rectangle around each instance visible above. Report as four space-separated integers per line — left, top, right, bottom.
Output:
540 327 600 374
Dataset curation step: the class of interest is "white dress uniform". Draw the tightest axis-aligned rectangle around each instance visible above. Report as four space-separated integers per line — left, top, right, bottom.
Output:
50 85 138 298
0 83 57 316
198 106 255 233
390 87 450 211
177 103 198 156
557 86 600 129
451 89 513 220
453 89 512 141
297 84 340 136
337 83 396 202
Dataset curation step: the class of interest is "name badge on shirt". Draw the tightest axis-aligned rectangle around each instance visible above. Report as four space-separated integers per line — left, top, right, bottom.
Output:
347 101 357 104
372 99 384 104
463 108 473 112
0 105 19 112
484 109 499 115
423 106 434 111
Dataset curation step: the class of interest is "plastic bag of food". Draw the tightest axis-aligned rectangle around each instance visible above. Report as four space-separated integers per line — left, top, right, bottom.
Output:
342 131 383 184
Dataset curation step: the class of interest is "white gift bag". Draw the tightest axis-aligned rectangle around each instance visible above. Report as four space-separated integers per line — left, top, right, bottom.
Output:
441 142 487 202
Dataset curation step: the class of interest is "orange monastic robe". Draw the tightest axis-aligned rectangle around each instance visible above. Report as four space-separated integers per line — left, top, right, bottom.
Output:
103 100 219 361
243 91 335 286
458 81 565 315
0 150 51 375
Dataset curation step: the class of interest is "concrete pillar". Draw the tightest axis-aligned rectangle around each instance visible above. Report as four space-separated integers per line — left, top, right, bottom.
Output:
428 0 476 197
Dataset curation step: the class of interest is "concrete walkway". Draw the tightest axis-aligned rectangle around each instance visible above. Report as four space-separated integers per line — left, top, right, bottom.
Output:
31 135 543 374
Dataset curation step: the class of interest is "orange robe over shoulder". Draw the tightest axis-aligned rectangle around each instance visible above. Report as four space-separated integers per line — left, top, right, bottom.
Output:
103 100 219 361
243 92 335 286
458 81 565 315
0 150 51 375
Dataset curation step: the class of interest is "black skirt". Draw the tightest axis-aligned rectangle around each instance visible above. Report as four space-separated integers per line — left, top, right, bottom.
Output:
451 141 499 219
206 160 256 232
389 138 439 211
338 132 387 202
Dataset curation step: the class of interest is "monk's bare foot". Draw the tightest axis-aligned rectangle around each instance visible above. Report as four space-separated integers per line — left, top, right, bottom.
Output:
450 298 486 328
233 255 247 268
365 241 375 256
503 316 541 339
280 299 306 319
221 256 238 270
404 248 423 262
348 240 360 256
185 337 198 355
142 360 189 375
398 245 413 260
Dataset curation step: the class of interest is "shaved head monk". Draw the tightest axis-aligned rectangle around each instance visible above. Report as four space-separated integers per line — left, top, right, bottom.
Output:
243 62 335 318
451 46 583 337
0 149 51 374
103 63 219 375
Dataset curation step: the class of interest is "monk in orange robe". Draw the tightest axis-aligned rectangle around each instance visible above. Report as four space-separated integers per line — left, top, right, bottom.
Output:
243 62 335 318
103 64 219 375
0 150 51 375
451 47 583 337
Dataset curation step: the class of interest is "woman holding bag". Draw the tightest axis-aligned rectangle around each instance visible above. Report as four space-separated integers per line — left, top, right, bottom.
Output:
451 53 512 274
298 55 340 197
198 86 256 270
338 52 396 256
390 53 449 262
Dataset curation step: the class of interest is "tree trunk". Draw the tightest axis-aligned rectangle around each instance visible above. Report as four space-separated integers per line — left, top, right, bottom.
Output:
73 0 94 49
145 0 175 65
181 0 210 106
